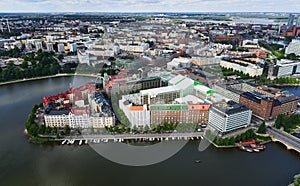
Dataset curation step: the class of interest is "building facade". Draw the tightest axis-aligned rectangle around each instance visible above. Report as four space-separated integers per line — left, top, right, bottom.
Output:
208 101 252 133
150 103 210 125
239 91 298 120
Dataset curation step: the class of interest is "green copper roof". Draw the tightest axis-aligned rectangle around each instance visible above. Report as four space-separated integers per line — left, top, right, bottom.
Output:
150 104 188 111
206 90 215 94
194 81 203 86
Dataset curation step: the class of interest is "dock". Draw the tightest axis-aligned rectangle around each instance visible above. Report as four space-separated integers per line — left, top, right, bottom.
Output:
58 132 204 145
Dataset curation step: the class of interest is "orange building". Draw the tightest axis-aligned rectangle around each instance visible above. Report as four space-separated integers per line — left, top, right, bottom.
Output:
150 103 210 125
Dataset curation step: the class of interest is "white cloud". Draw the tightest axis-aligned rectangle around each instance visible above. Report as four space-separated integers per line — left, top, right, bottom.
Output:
0 0 299 12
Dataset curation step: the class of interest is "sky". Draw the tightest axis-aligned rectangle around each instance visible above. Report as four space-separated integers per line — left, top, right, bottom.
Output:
0 0 299 13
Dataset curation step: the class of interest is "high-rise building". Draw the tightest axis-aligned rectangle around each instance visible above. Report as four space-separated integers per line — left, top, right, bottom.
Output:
46 42 54 52
285 38 300 56
57 43 65 53
297 15 300 27
287 14 295 28
69 43 77 52
35 41 43 51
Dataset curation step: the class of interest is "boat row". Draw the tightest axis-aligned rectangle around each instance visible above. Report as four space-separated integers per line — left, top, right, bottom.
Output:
60 135 204 145
238 140 266 153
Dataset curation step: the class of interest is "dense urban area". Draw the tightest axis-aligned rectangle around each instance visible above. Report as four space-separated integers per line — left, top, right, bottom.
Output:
1 12 300 185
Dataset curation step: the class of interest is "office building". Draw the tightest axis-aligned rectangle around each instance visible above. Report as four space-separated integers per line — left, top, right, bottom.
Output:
46 42 54 52
58 43 65 53
287 14 295 28
240 91 298 120
285 38 300 56
208 101 252 134
69 43 77 52
35 41 43 51
272 59 300 77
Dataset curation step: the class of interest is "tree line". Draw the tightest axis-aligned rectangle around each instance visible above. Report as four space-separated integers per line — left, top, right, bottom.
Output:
0 49 75 82
205 128 271 146
275 114 300 133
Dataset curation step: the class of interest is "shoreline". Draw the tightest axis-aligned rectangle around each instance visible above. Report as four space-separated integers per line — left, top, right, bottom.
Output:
271 83 300 87
0 73 99 86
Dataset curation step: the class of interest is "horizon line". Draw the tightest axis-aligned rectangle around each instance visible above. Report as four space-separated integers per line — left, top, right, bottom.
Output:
0 11 299 14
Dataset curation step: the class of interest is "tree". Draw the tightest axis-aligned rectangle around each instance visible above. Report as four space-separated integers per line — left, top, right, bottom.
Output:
28 124 39 137
20 61 28 69
257 122 266 134
38 124 46 134
294 174 300 186
52 127 58 134
64 125 71 135
132 125 138 133
120 125 126 133
223 138 229 146
144 125 150 132
275 114 284 129
114 126 119 133
77 128 81 135
45 126 51 134
229 137 235 145
58 54 64 61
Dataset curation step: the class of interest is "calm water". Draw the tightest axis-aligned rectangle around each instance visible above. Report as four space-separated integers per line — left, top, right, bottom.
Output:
283 87 300 103
0 77 299 186
181 18 285 25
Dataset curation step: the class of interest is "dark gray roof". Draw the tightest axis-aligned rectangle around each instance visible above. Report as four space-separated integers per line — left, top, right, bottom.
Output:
212 100 250 116
45 104 69 115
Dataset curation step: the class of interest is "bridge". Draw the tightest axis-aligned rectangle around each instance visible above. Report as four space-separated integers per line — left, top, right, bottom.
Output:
55 132 204 144
266 127 300 153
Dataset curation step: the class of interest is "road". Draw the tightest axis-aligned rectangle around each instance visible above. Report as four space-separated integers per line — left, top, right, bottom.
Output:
266 127 300 151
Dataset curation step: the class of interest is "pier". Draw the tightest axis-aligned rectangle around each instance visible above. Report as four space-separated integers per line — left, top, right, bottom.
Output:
56 132 204 144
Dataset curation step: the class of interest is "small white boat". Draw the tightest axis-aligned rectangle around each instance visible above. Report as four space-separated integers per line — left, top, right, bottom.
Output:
246 148 253 153
253 148 260 152
79 140 82 145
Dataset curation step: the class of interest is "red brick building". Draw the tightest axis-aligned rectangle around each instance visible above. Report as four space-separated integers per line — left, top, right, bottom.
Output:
239 91 298 120
239 92 281 120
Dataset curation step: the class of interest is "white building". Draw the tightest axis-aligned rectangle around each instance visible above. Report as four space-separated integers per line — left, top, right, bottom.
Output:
35 41 43 51
46 42 54 52
208 101 252 133
44 114 70 128
119 43 149 53
69 43 77 52
119 97 150 128
285 39 300 56
45 112 114 129
274 59 300 77
167 57 192 70
57 43 65 53
220 59 263 77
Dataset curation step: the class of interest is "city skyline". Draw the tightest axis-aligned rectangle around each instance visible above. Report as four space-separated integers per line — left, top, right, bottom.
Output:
0 0 299 13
